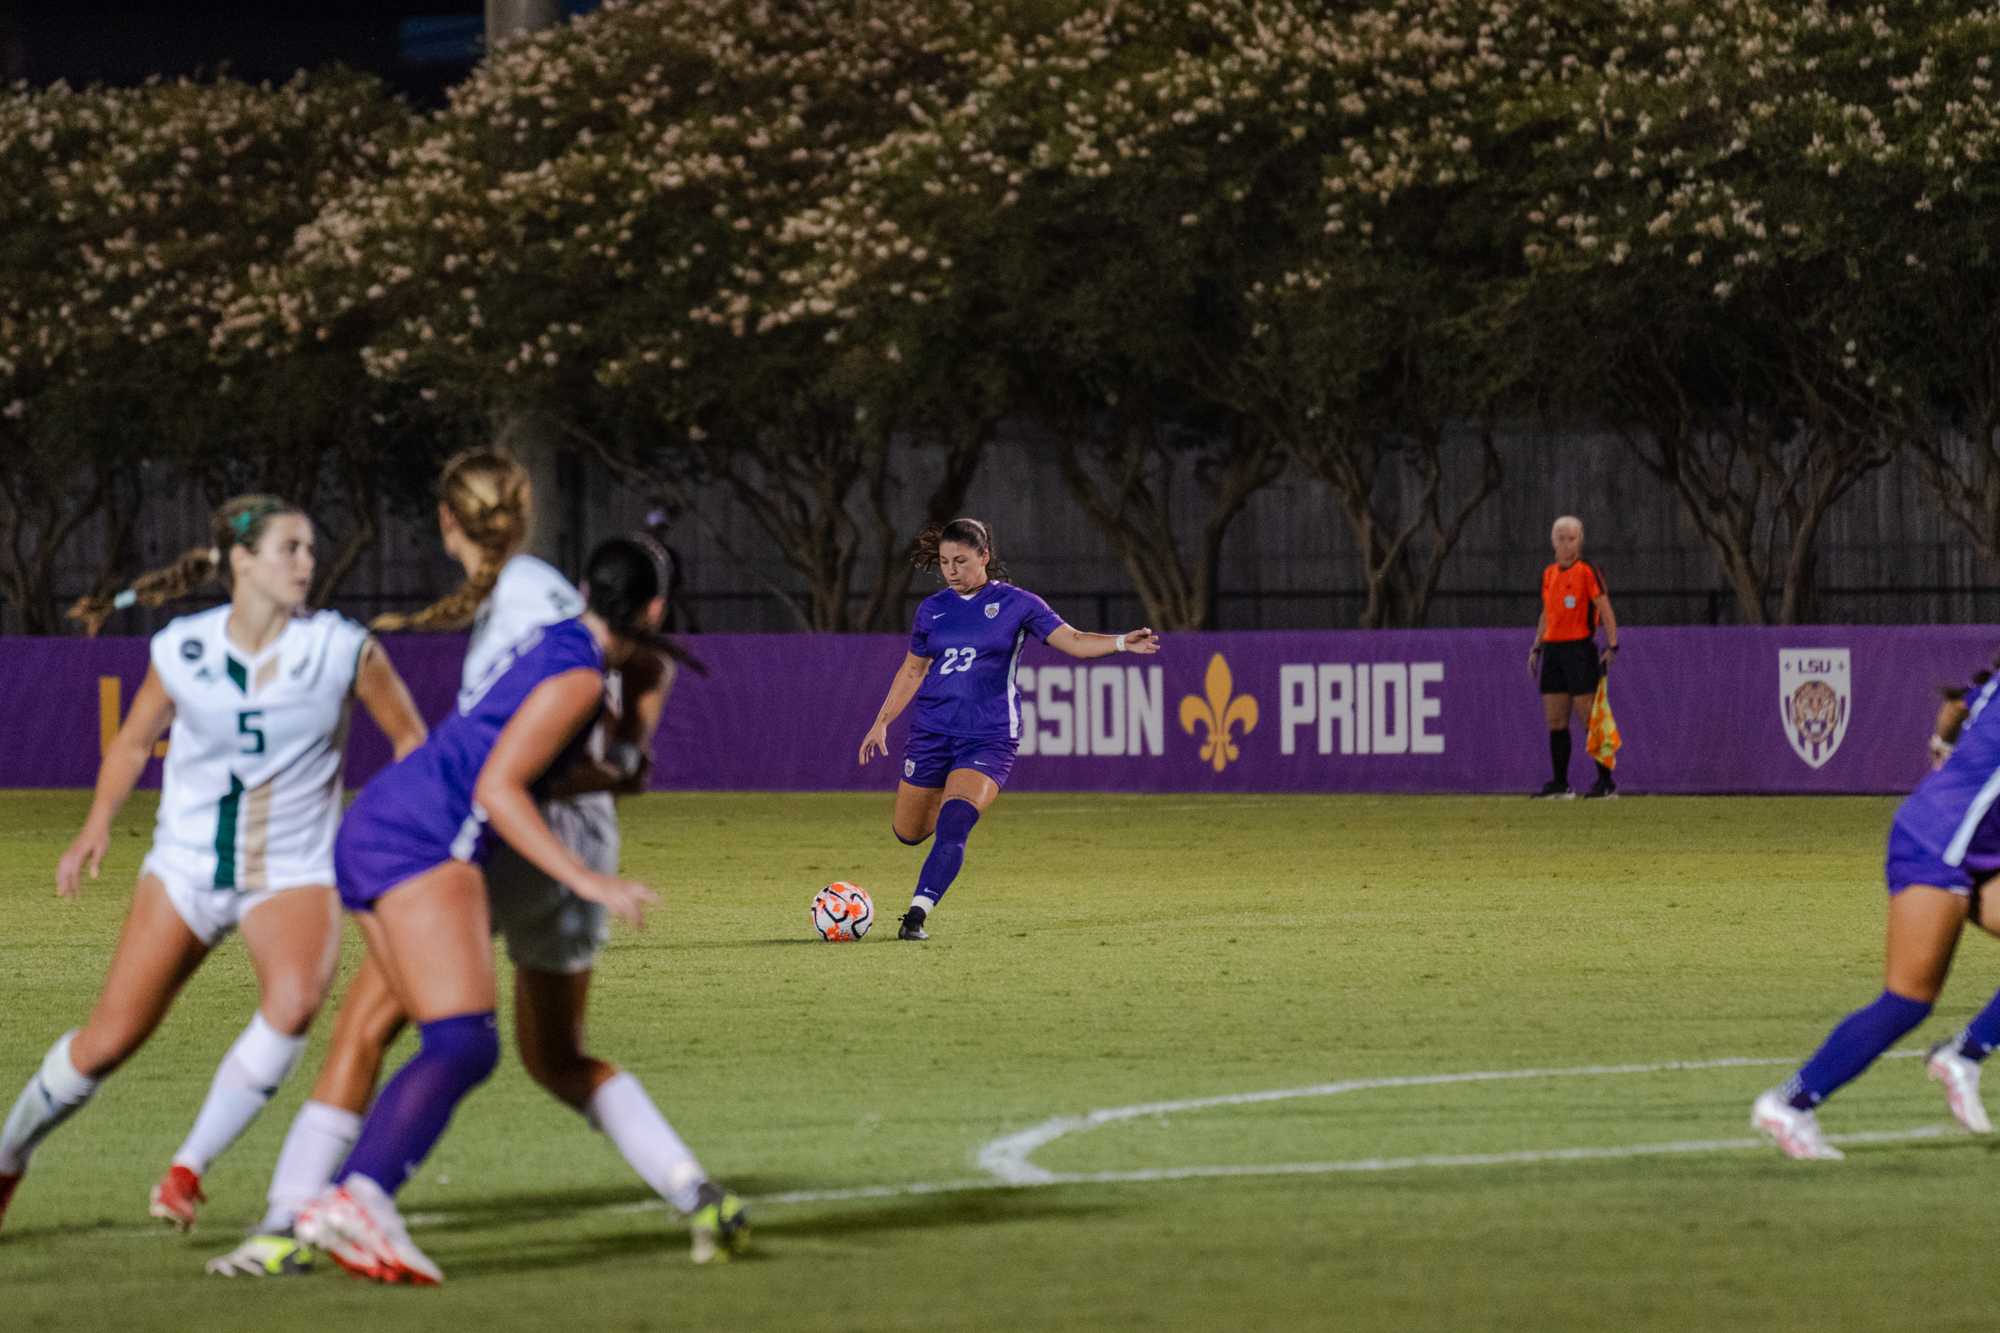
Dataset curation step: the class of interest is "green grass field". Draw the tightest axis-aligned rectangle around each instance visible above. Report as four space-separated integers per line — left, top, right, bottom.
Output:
3 790 1997 1331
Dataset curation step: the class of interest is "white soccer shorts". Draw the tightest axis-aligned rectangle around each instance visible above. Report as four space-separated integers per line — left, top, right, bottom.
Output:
484 796 618 975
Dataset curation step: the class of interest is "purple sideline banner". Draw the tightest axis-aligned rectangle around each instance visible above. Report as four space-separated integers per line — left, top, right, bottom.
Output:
0 626 1988 795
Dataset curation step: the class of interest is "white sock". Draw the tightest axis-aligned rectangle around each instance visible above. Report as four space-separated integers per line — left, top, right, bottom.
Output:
909 895 935 915
586 1072 706 1214
257 1099 361 1234
170 1013 305 1174
0 1032 100 1175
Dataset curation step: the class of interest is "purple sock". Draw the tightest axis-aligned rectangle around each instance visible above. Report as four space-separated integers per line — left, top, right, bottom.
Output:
1952 989 2000 1061
337 1012 498 1195
915 798 979 907
1784 990 1931 1109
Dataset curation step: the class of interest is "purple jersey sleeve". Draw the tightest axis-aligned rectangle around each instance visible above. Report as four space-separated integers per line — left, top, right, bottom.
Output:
909 603 935 658
1019 589 1064 642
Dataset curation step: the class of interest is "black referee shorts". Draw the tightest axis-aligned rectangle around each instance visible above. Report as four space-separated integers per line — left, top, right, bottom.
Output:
1538 639 1600 696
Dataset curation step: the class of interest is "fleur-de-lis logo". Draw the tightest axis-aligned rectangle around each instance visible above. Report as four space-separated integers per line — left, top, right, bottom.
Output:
1179 653 1259 772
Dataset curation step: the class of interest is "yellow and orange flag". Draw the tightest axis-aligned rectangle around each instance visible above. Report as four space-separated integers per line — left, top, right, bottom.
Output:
1587 676 1622 770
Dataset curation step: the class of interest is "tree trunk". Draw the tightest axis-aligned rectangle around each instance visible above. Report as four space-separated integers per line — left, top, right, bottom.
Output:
1050 407 1273 632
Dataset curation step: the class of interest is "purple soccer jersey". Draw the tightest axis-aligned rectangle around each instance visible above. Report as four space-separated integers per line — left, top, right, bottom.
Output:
908 582 1064 740
334 618 604 908
1887 674 2000 892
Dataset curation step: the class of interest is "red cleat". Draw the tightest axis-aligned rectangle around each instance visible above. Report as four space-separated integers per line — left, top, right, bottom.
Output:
296 1179 442 1286
148 1164 205 1232
0 1172 20 1231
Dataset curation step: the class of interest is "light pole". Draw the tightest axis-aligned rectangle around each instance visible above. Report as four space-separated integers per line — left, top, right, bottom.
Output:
485 0 571 568
486 1 563 43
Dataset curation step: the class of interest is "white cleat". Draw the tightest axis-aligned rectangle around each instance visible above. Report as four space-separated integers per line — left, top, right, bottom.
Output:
1927 1043 1994 1134
1751 1089 1845 1161
295 1176 442 1286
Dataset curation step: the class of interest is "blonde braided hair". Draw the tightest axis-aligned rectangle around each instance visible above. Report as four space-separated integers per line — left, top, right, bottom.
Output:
370 447 533 632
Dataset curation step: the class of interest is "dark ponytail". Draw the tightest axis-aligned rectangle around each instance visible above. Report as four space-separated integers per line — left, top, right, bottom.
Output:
911 516 1008 582
582 535 707 676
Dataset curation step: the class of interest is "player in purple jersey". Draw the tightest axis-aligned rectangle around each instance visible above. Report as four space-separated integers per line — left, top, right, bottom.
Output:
858 517 1160 940
1753 664 2000 1159
291 539 669 1284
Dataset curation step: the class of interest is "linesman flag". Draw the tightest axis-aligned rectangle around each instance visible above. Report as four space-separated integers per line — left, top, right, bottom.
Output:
1587 677 1622 770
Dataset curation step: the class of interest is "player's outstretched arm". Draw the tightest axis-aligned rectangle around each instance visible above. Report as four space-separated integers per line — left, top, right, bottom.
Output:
859 652 932 764
474 667 659 928
1046 625 1161 659
353 637 427 760
58 666 174 897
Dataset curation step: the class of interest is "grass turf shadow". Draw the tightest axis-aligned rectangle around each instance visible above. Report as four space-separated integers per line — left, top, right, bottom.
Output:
435 1188 1116 1278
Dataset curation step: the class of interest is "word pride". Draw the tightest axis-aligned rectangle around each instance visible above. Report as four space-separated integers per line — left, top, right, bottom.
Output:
1277 662 1445 756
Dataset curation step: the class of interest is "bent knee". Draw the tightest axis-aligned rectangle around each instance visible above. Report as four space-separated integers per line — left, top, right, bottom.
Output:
259 987 326 1037
520 1048 608 1110
894 824 932 846
425 1013 501 1085
332 993 407 1049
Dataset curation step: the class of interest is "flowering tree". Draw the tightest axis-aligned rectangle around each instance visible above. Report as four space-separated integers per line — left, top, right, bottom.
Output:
225 0 1026 630
785 0 1539 628
768 1 1303 630
0 72 409 629
1506 1 1923 623
1213 4 1524 628
1865 10 2000 560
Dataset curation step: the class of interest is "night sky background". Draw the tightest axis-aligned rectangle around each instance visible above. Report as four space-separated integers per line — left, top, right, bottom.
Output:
0 3 583 104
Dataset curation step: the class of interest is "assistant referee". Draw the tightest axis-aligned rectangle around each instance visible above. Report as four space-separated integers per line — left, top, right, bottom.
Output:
1527 514 1620 798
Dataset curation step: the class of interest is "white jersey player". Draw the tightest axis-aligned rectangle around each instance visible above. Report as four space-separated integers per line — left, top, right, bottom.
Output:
0 496 426 1237
473 551 622 975
144 604 370 942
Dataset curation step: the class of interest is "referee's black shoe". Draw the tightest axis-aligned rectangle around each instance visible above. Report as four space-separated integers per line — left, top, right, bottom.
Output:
1532 780 1575 800
898 905 929 940
1584 774 1618 800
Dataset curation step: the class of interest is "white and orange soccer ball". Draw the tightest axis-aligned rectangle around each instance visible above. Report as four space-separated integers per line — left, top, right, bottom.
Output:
811 882 874 941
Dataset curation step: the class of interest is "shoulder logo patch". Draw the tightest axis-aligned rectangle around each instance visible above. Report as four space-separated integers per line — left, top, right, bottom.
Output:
180 638 203 661
985 602 1000 619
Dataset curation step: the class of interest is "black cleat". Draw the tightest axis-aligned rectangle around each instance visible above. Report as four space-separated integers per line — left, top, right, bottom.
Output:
898 906 929 940
1583 775 1618 800
1532 780 1575 800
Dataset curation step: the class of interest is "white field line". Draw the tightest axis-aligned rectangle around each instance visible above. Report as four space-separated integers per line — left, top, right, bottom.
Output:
446 1050 1938 1221
975 1051 1923 1185
110 1049 1943 1239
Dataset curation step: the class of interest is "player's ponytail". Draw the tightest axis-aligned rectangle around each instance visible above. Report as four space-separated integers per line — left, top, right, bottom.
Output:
68 494 299 637
371 446 531 632
911 516 1008 582
583 534 707 676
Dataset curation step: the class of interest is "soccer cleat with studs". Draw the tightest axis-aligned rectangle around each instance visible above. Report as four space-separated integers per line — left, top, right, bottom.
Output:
205 1230 317 1278
149 1164 205 1232
1751 1089 1845 1160
1927 1041 1993 1134
898 906 929 941
688 1182 750 1264
295 1176 441 1286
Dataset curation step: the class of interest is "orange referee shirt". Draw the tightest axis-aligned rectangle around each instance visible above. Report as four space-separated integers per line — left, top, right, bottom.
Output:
1541 560 1605 643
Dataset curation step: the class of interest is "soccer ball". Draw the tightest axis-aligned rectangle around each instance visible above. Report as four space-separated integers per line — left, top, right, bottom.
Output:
811 882 874 941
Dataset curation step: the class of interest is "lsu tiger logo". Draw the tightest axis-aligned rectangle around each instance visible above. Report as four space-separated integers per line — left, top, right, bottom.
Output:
1779 649 1851 769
